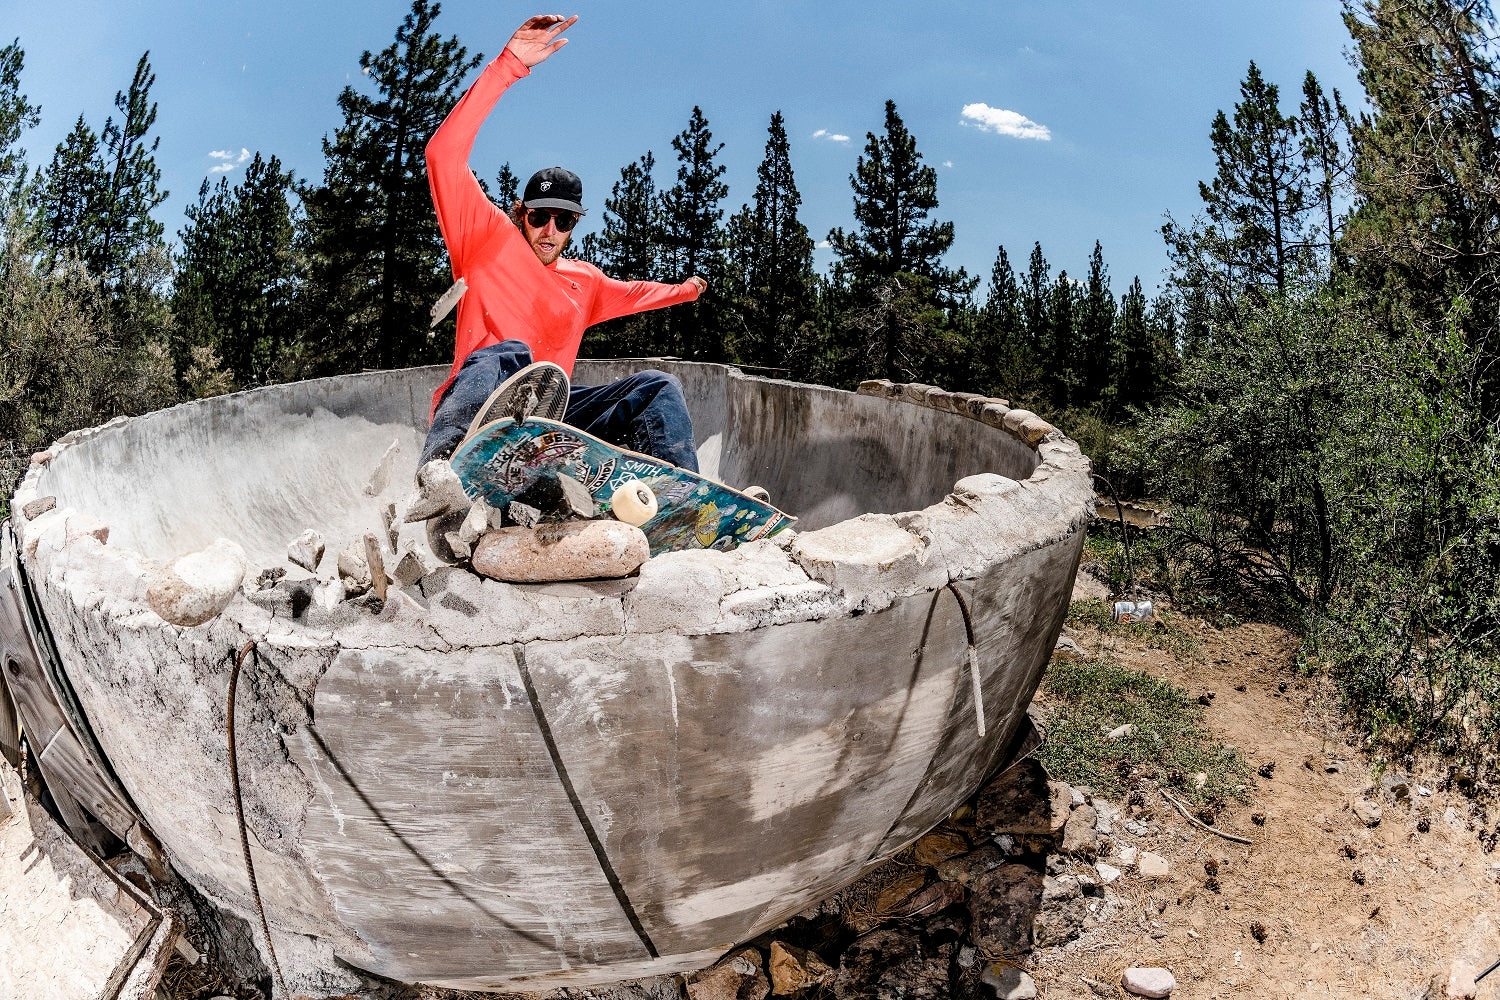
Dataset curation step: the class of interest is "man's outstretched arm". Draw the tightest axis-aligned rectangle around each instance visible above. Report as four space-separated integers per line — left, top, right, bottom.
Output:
586 273 708 327
425 15 578 273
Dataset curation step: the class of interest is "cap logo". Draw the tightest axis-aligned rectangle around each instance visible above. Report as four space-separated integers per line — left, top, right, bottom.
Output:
540 180 553 192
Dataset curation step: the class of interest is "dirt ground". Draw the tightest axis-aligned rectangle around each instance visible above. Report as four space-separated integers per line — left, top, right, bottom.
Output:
1031 598 1500 1000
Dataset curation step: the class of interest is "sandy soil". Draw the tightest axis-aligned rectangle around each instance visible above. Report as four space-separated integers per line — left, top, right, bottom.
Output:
1030 606 1500 1000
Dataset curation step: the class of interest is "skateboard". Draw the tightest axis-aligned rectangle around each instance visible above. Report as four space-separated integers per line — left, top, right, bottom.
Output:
450 416 794 556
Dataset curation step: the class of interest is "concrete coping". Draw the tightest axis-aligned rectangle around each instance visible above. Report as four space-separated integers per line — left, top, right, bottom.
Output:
9 367 1094 646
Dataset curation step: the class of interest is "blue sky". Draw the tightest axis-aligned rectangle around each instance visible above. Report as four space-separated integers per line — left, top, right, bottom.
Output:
2 0 1362 297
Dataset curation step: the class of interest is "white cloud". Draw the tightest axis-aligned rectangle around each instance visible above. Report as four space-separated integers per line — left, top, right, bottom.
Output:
943 160 954 168
811 128 850 144
960 103 1051 141
206 148 252 174
816 239 832 249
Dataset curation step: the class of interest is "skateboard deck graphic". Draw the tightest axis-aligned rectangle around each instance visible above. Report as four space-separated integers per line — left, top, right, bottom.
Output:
451 417 794 556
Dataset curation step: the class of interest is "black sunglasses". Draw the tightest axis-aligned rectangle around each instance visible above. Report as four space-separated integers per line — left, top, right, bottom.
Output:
525 208 580 232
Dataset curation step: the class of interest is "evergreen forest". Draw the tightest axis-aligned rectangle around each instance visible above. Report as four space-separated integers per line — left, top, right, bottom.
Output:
1 0 1498 772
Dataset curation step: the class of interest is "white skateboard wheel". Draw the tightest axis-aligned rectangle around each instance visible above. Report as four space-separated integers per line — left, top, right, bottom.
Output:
610 480 658 526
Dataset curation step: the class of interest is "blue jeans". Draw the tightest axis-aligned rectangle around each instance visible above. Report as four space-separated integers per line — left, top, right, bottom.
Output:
422 340 699 472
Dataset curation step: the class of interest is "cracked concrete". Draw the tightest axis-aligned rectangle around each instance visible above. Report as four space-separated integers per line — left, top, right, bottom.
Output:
6 362 1092 994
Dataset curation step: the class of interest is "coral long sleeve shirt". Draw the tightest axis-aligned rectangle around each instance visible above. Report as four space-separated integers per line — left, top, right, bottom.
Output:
425 49 700 418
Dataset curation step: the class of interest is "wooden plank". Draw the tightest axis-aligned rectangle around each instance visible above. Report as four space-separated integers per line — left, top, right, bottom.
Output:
38 727 139 847
0 573 67 754
0 659 19 769
0 755 165 1000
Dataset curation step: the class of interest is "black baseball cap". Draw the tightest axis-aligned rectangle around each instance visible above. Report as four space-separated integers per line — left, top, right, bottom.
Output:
523 167 586 214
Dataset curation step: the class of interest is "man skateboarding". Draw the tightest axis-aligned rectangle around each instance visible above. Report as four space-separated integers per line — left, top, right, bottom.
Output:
422 14 706 473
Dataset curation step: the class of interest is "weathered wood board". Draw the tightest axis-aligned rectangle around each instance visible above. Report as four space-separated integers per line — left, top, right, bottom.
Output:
0 754 170 1000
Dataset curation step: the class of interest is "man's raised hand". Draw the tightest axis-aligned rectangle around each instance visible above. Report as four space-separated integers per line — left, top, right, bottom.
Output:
505 15 576 69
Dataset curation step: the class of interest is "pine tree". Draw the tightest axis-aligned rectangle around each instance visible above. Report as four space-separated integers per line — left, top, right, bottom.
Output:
1045 270 1079 408
1344 0 1500 338
1077 241 1116 405
1112 276 1166 414
1022 242 1051 354
1196 62 1309 295
971 243 1032 397
173 176 234 372
828 100 967 297
725 111 815 370
658 106 729 361
40 116 103 265
301 0 480 373
0 39 40 211
94 52 167 283
582 151 670 357
39 52 167 284
176 154 301 386
493 161 519 207
1299 71 1354 276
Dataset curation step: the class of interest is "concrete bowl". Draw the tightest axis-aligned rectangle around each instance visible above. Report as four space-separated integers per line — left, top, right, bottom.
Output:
4 361 1092 993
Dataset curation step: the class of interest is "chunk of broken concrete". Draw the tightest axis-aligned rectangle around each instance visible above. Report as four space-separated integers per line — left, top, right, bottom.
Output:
245 577 316 620
458 500 502 545
146 538 248 627
337 539 373 596
21 496 56 520
1121 966 1176 997
507 500 542 528
444 530 472 562
406 460 470 523
791 513 930 610
514 473 597 521
364 438 401 496
287 529 324 572
393 550 428 587
471 522 649 583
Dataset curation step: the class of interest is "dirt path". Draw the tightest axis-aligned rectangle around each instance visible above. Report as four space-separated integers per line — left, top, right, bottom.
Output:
1032 613 1500 999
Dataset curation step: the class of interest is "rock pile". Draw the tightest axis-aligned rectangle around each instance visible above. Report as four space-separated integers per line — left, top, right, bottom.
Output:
148 454 658 628
402 458 651 584
548 756 1179 1000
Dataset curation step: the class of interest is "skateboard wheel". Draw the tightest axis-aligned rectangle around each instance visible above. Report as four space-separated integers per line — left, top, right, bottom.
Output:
610 480 658 526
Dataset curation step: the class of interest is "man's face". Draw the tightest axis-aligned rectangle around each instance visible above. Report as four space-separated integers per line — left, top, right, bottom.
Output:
519 204 574 266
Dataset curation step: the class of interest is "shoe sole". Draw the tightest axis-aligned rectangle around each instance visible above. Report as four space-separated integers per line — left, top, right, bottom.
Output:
462 362 570 443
